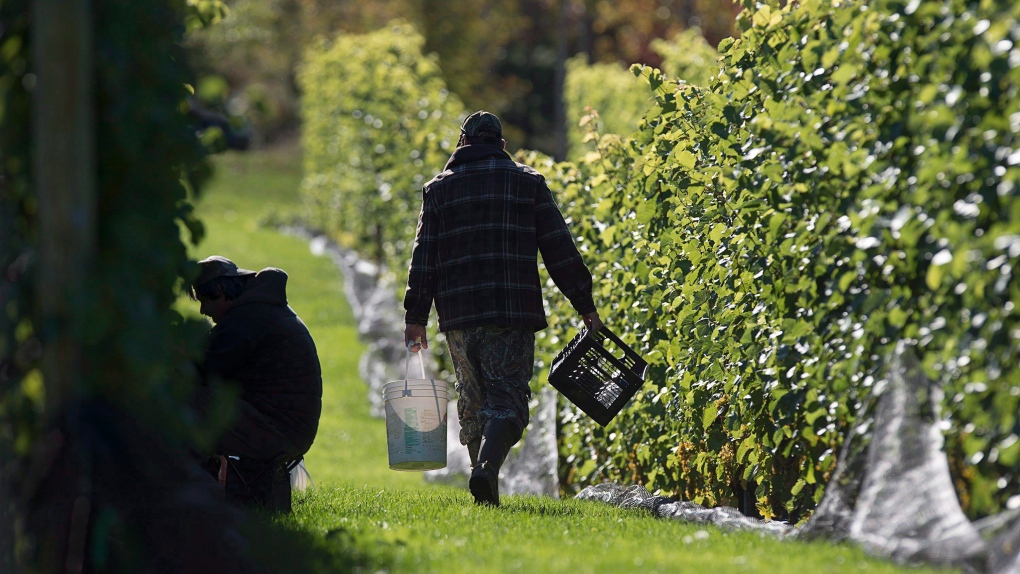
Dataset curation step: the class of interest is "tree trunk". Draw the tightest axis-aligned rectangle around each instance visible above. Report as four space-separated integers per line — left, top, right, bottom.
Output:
31 1 96 571
33 0 95 425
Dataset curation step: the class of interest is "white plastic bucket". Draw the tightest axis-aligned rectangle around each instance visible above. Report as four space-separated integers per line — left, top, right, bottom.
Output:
384 346 448 471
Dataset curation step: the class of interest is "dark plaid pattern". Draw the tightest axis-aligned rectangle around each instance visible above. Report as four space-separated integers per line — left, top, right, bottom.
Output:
446 326 535 445
403 144 596 332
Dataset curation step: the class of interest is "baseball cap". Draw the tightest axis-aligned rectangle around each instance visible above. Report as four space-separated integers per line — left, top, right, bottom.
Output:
195 255 256 287
460 110 503 139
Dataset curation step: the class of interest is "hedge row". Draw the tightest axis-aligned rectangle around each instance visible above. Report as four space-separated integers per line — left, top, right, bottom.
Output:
539 0 1020 520
563 56 651 161
300 0 1020 521
299 22 465 274
563 29 717 162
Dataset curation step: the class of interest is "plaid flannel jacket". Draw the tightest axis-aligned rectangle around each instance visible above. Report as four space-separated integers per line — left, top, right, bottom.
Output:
404 144 596 332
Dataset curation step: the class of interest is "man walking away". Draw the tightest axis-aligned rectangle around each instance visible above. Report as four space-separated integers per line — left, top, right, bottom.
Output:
403 111 602 506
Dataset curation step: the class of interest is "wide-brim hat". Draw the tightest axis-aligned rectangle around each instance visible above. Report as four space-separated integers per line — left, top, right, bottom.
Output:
195 255 256 287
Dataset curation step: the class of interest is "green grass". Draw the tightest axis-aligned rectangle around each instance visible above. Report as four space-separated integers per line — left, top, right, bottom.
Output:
288 486 957 574
189 144 957 574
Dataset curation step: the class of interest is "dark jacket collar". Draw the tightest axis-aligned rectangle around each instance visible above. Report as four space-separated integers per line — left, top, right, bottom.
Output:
444 144 513 171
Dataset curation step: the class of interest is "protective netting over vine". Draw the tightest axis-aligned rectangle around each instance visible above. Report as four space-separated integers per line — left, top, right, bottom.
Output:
575 483 792 536
578 345 1020 573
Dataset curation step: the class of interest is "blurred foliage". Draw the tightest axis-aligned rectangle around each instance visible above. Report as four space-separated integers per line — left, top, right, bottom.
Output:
562 57 651 161
186 0 736 154
186 0 305 141
89 0 222 455
1 0 236 568
185 0 230 31
0 0 38 522
299 22 464 271
576 0 736 64
534 0 1020 521
650 27 718 85
195 73 231 107
563 28 719 160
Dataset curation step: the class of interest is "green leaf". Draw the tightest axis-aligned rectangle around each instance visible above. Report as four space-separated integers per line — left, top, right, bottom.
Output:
830 64 857 85
783 319 812 339
702 403 718 431
752 5 773 28
636 200 656 224
768 212 787 240
926 263 943 290
888 307 908 327
676 150 697 169
838 271 857 292
736 436 756 463
709 223 726 243
804 408 827 425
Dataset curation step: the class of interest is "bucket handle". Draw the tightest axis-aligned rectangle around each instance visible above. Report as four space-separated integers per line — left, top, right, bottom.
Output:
401 342 445 426
404 341 428 396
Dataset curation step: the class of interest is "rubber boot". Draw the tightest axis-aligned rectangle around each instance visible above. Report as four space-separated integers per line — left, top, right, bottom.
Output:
467 438 481 469
469 418 520 507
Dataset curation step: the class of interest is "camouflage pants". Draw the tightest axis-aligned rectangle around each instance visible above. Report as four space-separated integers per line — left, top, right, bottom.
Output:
445 326 535 446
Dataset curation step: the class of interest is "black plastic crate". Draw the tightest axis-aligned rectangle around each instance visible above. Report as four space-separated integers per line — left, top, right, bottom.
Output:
548 326 649 426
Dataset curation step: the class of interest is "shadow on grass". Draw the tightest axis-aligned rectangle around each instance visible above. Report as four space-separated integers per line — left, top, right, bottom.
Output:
41 398 397 574
240 509 392 574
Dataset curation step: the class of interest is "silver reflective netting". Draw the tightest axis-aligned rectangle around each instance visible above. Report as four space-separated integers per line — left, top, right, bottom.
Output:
577 344 1020 574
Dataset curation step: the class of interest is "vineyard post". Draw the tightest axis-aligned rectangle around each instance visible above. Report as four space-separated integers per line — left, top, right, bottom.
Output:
32 0 95 427
31 3 96 570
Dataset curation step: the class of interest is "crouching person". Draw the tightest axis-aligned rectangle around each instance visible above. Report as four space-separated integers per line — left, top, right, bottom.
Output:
189 255 322 496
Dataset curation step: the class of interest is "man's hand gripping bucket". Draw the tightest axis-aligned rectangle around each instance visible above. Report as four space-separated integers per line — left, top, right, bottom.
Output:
383 343 449 471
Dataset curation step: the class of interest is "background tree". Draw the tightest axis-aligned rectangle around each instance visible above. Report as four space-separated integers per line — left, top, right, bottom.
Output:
570 0 737 66
185 0 737 155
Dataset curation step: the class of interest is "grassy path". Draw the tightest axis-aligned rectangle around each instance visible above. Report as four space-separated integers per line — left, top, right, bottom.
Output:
189 145 954 574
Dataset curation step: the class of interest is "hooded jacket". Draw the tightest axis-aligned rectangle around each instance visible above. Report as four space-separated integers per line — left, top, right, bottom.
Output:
200 268 322 455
